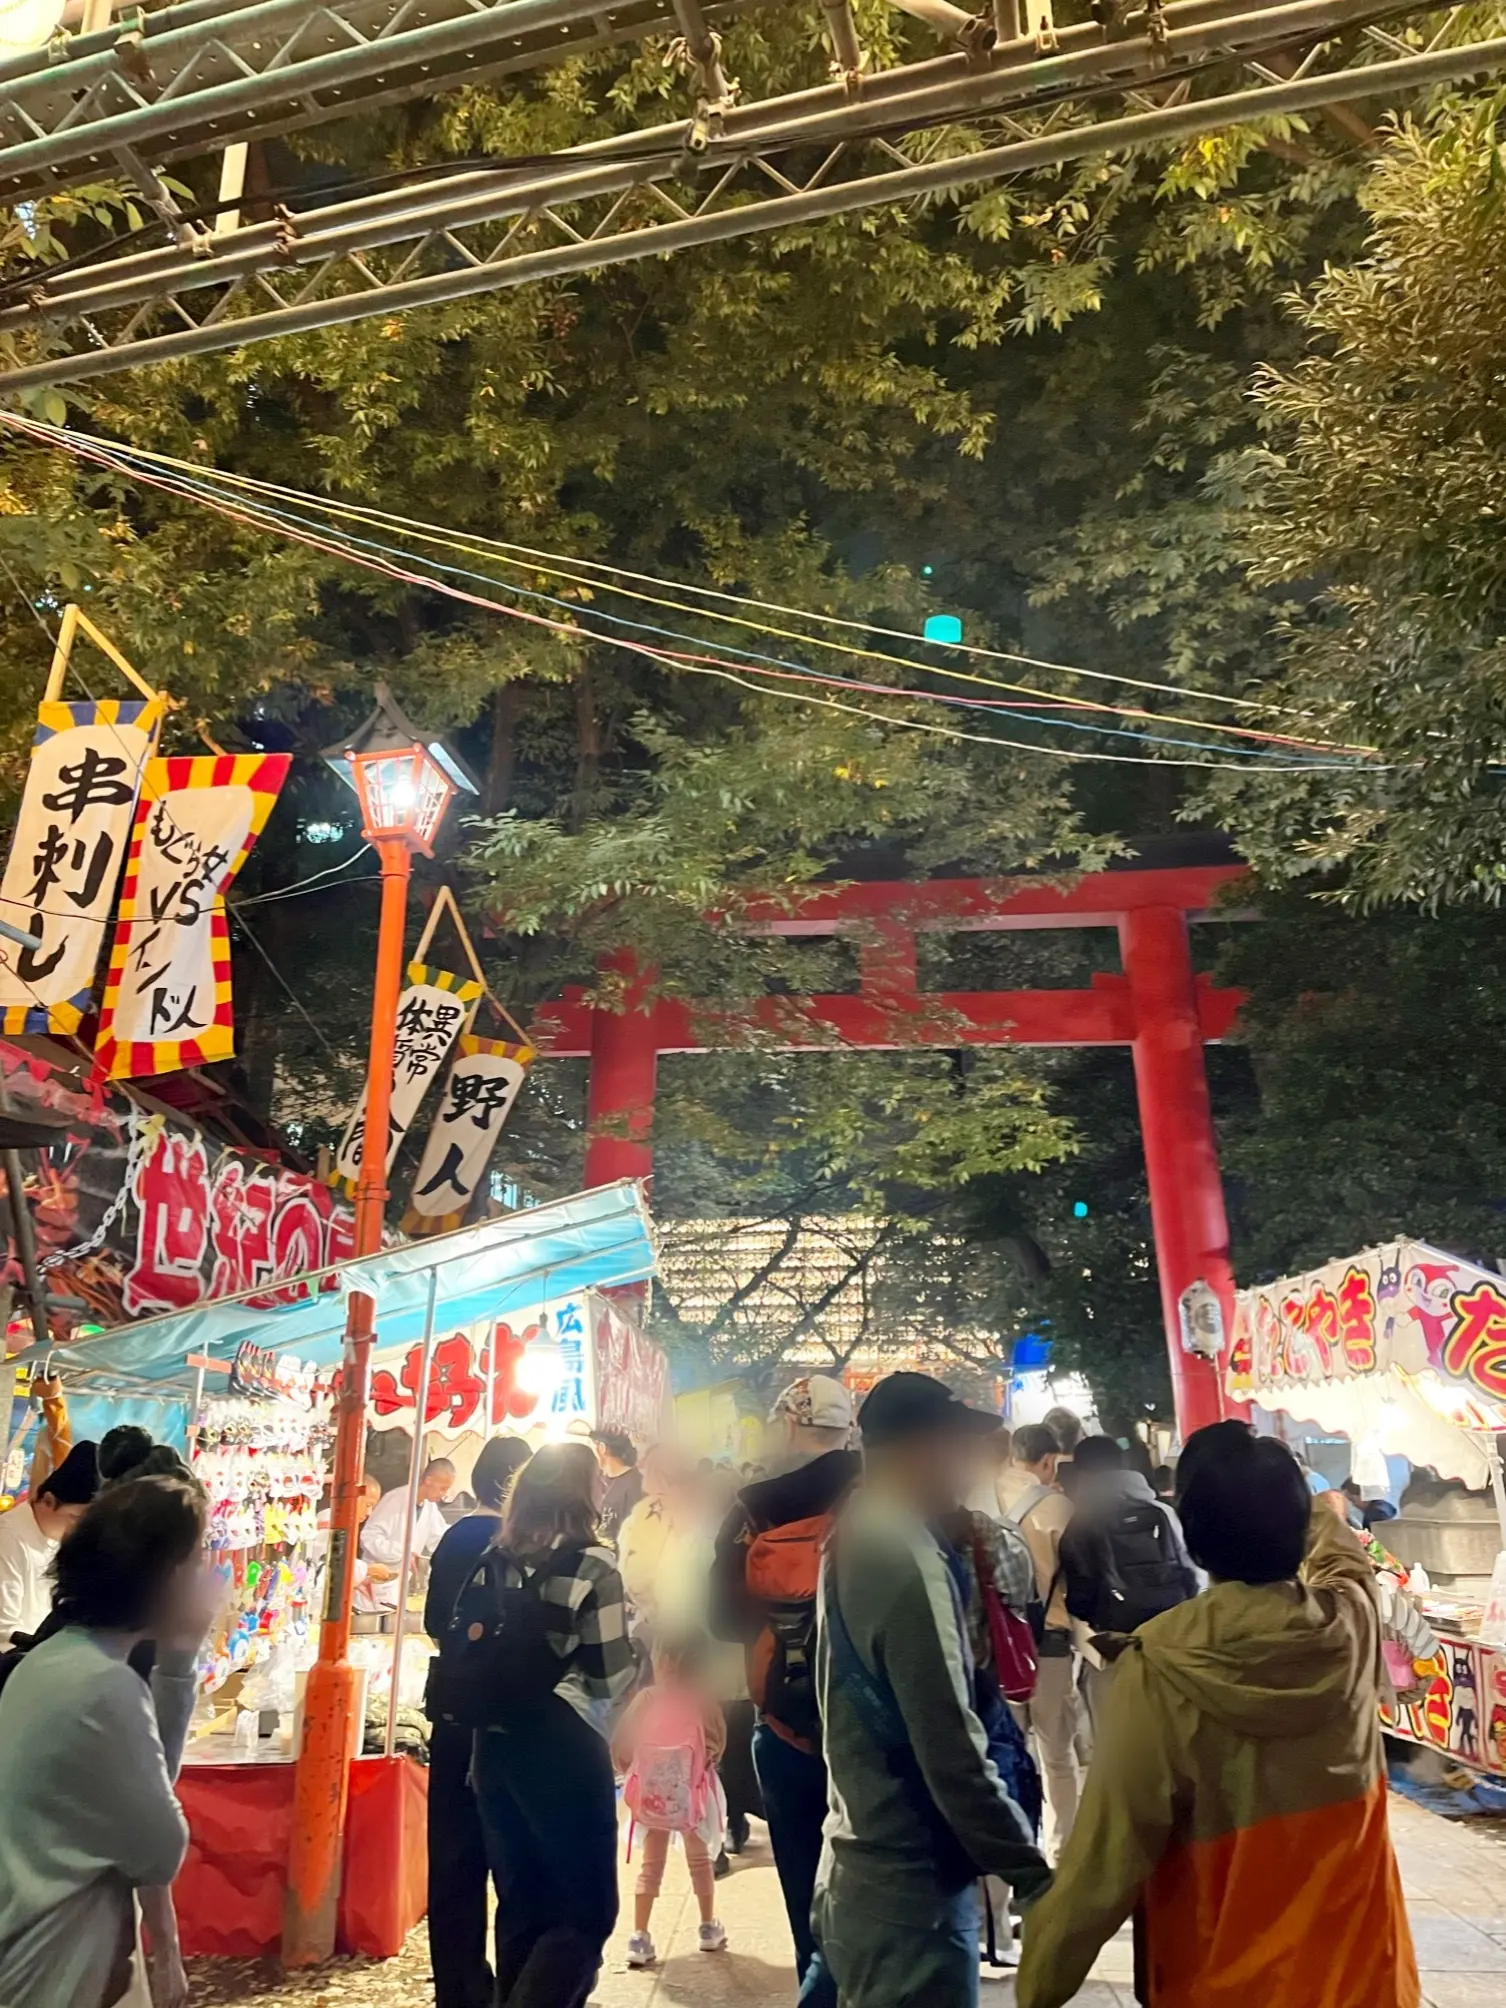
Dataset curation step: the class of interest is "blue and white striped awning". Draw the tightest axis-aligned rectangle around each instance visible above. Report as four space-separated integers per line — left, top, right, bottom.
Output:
12 1179 655 1406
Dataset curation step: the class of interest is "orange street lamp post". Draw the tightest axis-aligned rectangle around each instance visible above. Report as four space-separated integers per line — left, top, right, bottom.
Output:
284 685 476 1966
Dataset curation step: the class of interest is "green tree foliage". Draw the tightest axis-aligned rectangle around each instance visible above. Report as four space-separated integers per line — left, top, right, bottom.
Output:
1201 88 1506 906
1218 894 1506 1276
1015 70 1506 909
5 15 1500 1413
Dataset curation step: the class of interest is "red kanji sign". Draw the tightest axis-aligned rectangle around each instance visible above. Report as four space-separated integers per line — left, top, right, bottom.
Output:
368 1321 545 1432
1338 1267 1377 1373
1443 1281 1506 1401
1232 1240 1506 1421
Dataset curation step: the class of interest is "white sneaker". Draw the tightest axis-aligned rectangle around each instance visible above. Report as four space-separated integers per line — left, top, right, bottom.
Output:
627 1931 656 1969
699 1920 728 1953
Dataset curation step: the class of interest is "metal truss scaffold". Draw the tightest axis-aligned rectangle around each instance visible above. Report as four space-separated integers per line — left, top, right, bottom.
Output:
0 0 743 206
2 0 1503 390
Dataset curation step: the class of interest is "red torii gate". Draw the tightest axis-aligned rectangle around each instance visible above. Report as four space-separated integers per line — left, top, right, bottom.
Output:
531 865 1249 1434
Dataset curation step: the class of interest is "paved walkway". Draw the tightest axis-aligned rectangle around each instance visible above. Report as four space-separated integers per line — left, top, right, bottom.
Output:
585 1797 1506 2008
188 1795 1506 2008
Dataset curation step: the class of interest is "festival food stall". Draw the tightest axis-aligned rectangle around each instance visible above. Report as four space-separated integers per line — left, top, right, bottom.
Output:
9 1179 658 1958
359 1281 670 1748
1228 1239 1506 1778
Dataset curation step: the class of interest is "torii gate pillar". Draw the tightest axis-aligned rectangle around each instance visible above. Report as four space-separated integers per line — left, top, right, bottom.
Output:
582 955 658 1188
1120 906 1236 1435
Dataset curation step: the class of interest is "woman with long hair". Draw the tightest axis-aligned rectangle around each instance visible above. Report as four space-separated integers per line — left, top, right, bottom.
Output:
0 1475 211 2008
470 1440 634 2008
423 1435 532 2008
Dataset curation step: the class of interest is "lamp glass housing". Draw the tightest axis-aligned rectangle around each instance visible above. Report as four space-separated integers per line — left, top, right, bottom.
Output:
348 744 456 854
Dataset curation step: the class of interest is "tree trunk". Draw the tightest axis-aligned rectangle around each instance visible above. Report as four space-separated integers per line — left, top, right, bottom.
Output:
485 681 524 816
569 666 601 831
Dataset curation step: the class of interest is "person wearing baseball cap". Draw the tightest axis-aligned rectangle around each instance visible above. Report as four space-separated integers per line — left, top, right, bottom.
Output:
709 1376 858 2008
811 1372 1050 2006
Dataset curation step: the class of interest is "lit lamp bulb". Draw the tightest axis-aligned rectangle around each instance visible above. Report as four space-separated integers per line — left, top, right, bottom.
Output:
516 1343 565 1404
389 776 417 812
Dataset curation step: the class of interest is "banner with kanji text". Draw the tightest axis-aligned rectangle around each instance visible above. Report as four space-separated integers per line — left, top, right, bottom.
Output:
0 697 163 1034
332 962 480 1192
94 752 290 1079
367 1293 594 1436
0 1036 355 1329
1229 1239 1506 1410
402 1033 534 1235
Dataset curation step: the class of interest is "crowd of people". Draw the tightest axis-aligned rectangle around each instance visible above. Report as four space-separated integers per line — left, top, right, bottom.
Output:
0 1371 1428 2008
411 1374 1423 2008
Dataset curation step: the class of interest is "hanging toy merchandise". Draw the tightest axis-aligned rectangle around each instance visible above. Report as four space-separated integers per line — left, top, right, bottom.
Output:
192 1373 333 1715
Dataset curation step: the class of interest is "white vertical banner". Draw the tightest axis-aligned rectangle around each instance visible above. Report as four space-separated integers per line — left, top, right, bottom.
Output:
332 961 480 1191
0 697 162 1034
403 1033 534 1235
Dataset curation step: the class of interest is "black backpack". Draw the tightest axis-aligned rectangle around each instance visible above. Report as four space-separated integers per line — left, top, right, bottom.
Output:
0 1626 41 1704
1091 1501 1196 1634
425 1544 582 1730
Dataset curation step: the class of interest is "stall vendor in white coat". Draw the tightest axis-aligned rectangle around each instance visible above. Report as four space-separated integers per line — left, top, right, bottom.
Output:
0 1442 100 1647
359 1457 455 1610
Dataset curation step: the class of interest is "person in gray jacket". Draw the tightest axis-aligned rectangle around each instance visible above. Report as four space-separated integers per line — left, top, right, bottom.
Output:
0 1474 210 2008
814 1373 1052 2007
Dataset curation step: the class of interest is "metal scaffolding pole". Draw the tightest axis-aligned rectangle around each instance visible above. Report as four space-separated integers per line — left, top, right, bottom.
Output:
0 1 1495 390
0 0 745 205
0 0 1455 203
0 0 1457 310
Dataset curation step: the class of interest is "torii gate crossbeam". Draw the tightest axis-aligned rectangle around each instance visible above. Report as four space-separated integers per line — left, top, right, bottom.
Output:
527 865 1251 1432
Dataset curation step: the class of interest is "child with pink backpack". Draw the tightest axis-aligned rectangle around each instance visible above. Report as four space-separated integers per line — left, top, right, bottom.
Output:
611 1633 729 1969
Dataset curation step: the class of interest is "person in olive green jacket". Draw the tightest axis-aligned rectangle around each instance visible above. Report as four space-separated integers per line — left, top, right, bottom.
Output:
1017 1423 1418 2008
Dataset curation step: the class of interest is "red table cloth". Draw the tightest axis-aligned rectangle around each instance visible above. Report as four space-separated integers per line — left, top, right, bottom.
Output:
175 1754 428 1959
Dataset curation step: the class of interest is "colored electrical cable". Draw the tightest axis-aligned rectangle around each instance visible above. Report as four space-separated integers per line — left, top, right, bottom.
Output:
110 450 1339 766
0 413 1374 773
56 425 1364 761
5 416 1340 735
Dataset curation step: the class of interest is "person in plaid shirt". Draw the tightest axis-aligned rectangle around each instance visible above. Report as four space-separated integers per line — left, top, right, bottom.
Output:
470 1442 635 2008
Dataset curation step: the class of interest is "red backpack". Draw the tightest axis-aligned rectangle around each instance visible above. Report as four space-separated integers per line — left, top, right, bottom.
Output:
971 1529 1039 1704
745 1511 834 1752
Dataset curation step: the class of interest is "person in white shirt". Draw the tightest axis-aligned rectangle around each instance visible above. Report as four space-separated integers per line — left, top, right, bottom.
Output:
331 1473 400 1614
359 1458 455 1610
0 1441 100 1648
0 1471 211 2008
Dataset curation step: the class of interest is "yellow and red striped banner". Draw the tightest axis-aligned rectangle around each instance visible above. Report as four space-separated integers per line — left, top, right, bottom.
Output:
0 696 164 1036
94 752 290 1080
402 1031 535 1235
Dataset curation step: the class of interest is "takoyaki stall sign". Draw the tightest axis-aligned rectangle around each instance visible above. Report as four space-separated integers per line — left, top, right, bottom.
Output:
1228 1240 1506 1413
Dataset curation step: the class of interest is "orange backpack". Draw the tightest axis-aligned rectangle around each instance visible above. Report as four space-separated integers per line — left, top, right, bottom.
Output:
745 1511 834 1751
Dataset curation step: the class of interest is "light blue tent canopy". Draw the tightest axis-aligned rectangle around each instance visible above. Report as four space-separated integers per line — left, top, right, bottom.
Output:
11 1180 656 1421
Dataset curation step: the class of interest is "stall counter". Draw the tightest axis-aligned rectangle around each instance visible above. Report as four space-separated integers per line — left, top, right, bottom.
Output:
1382 1632 1506 1777
174 1753 428 1959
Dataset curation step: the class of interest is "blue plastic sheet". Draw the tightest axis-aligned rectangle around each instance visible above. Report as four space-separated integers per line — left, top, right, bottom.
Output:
10 1180 654 1395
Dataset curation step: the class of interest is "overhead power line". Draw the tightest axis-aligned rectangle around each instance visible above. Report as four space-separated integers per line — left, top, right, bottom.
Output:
0 410 1378 774
0 416 1369 752
36 433 1334 733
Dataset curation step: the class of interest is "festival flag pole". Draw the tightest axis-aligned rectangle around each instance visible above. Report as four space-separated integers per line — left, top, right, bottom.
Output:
285 685 476 1968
